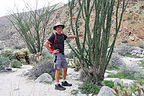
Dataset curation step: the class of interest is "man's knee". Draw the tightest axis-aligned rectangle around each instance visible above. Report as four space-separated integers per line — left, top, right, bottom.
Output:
63 68 67 71
56 69 61 73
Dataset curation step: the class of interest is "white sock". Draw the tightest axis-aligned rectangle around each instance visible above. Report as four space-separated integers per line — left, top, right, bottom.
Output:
62 79 66 82
55 82 60 85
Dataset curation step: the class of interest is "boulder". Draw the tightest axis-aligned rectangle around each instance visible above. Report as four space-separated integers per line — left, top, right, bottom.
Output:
29 61 55 79
79 69 93 82
35 73 53 83
97 86 116 96
104 73 109 78
110 53 125 67
114 78 121 84
77 93 87 96
122 40 128 43
114 45 134 56
21 70 30 76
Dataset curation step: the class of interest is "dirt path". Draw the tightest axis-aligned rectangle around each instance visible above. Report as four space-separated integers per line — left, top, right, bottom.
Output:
0 65 81 96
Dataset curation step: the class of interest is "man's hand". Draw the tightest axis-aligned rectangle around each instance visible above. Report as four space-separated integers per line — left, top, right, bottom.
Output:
78 33 83 38
53 49 60 54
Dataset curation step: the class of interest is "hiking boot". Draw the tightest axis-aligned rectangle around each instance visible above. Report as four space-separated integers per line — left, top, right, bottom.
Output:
55 84 66 90
62 81 72 86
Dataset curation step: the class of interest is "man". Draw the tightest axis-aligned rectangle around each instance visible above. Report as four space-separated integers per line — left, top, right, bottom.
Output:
44 22 82 91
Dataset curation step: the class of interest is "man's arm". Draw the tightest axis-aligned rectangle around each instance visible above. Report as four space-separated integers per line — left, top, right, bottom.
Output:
44 41 53 53
67 34 83 39
44 41 59 54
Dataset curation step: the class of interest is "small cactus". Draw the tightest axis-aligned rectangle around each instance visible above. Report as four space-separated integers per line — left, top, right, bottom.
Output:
113 82 144 96
13 49 30 64
73 57 81 71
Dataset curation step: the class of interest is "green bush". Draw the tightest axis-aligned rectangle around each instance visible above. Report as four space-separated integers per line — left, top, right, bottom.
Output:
108 72 135 80
135 78 144 86
139 59 144 67
0 57 11 71
71 89 79 95
103 80 114 88
11 60 22 68
66 51 75 59
0 49 14 60
41 50 53 62
125 53 141 58
78 82 102 94
107 66 120 70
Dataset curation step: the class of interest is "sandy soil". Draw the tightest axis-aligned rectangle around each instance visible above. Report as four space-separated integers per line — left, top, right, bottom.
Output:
0 65 81 96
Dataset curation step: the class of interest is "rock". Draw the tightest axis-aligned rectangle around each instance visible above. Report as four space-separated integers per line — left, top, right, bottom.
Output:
77 93 87 96
104 73 109 78
122 40 128 43
71 73 79 80
132 93 136 96
131 48 142 55
114 78 121 84
114 45 134 56
35 73 53 83
97 86 116 96
29 61 55 79
5 67 12 71
21 70 30 76
79 69 93 82
88 94 93 96
142 51 144 55
140 6 144 10
129 36 135 41
110 53 125 67
121 79 134 86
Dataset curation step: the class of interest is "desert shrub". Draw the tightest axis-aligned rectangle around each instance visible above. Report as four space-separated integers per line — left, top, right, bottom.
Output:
0 49 14 60
71 90 79 95
120 64 144 79
108 64 144 80
11 60 22 68
78 82 102 94
109 53 125 67
103 80 114 88
13 49 30 64
29 61 55 79
135 78 144 86
41 53 53 61
66 50 76 59
0 57 11 71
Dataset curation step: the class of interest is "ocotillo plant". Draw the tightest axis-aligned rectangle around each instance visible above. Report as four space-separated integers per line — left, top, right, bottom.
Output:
68 0 129 85
8 3 55 54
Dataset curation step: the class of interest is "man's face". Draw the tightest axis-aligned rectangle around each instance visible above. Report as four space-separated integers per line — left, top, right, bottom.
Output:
56 26 63 33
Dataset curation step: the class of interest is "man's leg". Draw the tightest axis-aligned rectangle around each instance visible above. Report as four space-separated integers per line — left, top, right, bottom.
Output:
54 54 66 90
62 67 72 86
55 69 66 90
55 69 61 82
62 68 67 80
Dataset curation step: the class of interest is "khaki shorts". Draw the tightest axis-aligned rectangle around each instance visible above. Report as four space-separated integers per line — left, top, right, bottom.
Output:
53 53 67 69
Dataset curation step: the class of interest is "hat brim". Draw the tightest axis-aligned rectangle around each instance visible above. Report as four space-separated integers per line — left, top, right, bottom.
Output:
53 25 65 30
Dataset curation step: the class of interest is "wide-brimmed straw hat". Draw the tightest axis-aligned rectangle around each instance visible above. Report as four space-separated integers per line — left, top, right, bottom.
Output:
53 22 65 30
